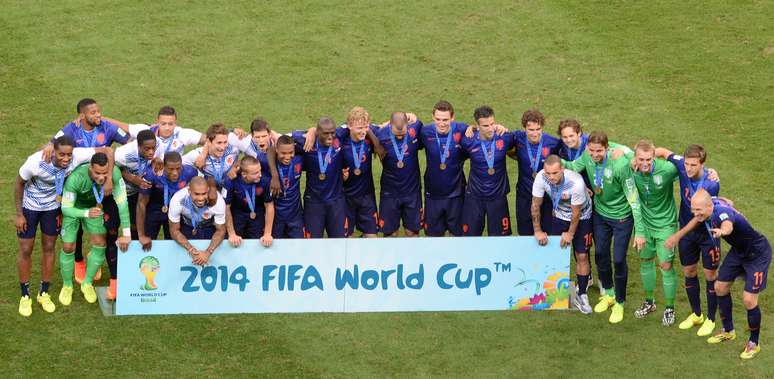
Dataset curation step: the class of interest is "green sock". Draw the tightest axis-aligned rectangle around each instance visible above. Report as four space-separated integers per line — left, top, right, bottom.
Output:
84 246 106 285
661 266 676 308
606 287 615 297
641 260 656 302
60 250 75 287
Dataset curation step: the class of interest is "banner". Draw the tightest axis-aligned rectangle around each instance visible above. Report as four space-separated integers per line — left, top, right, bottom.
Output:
116 237 570 315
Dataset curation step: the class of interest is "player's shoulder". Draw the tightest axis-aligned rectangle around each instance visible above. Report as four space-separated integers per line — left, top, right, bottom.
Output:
182 164 199 178
25 151 45 165
170 186 189 201
565 169 585 182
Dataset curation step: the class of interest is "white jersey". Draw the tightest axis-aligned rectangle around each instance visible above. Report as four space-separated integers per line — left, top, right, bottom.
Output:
19 148 95 211
182 134 242 188
532 169 592 221
115 141 154 196
128 124 202 160
233 135 270 159
167 187 226 229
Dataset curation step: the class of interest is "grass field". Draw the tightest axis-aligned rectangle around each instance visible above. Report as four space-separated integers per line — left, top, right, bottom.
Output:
2 1 774 377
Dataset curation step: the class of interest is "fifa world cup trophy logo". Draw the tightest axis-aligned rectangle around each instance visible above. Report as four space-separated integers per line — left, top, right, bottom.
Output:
139 256 160 291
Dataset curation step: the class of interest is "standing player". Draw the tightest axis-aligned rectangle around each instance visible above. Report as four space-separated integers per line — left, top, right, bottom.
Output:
657 145 721 335
562 131 645 324
58 153 131 305
459 106 514 236
374 112 423 237
532 155 594 313
224 156 274 247
270 135 305 238
511 109 561 236
14 137 102 316
629 140 679 326
114 129 158 237
419 101 468 236
123 106 205 159
168 177 227 266
136 152 199 251
667 190 770 359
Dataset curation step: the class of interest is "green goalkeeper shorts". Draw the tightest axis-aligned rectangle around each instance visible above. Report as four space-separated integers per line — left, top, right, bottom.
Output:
639 224 677 263
61 215 106 243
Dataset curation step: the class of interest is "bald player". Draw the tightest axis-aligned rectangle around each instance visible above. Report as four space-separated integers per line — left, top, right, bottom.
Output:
667 190 771 359
168 177 227 266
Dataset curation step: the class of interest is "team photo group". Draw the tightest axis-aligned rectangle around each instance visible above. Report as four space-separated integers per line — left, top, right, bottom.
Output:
14 98 771 360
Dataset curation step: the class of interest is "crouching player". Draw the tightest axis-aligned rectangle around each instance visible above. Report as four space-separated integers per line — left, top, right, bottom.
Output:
532 155 594 313
225 156 274 247
168 177 227 266
59 153 131 304
667 190 771 359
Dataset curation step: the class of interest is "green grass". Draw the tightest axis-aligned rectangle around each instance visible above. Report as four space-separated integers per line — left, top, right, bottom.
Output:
2 1 774 377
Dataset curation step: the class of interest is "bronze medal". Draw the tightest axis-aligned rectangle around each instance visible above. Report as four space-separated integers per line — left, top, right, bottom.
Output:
161 205 168 213
56 195 62 203
397 161 405 168
96 203 103 209
532 172 537 179
353 168 361 176
319 173 326 180
250 211 257 220
487 168 495 175
594 187 602 195
440 163 447 170
192 228 197 236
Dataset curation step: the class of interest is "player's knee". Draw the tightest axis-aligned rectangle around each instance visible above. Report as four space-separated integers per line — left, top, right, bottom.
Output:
714 281 730 296
703 269 717 281
659 261 672 271
62 242 76 253
743 293 758 310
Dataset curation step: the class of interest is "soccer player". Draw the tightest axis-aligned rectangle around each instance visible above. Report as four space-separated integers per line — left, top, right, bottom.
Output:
511 109 561 236
124 106 205 159
657 145 721 335
59 152 131 305
183 123 242 197
666 190 770 359
136 152 199 251
270 117 348 238
532 155 594 313
269 135 305 238
14 137 103 316
419 101 468 236
373 112 423 237
557 119 589 163
338 107 380 237
562 131 644 324
115 129 158 238
233 117 282 176
168 177 227 266
224 156 274 247
629 140 679 326
459 106 514 236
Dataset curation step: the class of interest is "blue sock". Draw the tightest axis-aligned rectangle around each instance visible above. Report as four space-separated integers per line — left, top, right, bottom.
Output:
40 281 50 294
748 306 761 344
20 282 30 297
718 294 734 332
577 274 589 295
706 280 717 321
685 276 701 316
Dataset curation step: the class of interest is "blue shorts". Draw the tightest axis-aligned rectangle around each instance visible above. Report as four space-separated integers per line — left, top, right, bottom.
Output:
551 217 593 256
345 194 379 235
145 206 171 240
679 228 721 270
304 197 349 238
461 193 511 236
232 209 266 239
17 208 61 239
180 223 216 240
424 196 464 236
379 192 422 235
272 215 305 239
718 238 771 294
516 191 552 236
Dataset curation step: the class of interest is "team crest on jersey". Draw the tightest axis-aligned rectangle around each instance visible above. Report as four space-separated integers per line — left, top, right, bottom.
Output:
294 163 302 174
453 132 461 143
179 181 187 188
203 211 211 219
226 155 235 166
96 133 106 144
654 175 663 185
408 128 417 138
496 140 505 150
542 147 550 157
332 138 341 149
604 168 612 178
256 187 263 196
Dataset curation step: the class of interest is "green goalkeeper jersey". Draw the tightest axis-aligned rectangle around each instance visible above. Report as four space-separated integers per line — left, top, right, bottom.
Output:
61 164 131 230
563 146 645 237
631 158 678 230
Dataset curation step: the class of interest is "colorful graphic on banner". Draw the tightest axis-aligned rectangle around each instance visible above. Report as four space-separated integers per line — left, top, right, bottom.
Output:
116 237 569 315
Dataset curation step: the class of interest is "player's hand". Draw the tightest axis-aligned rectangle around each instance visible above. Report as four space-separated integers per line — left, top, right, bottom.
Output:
195 144 208 169
494 124 508 136
342 167 350 181
633 236 646 251
227 164 239 180
406 112 417 124
152 158 164 175
15 214 27 234
117 236 131 252
707 168 720 182
710 228 723 238
534 231 549 246
560 232 573 248
303 128 317 152
41 144 55 162
664 235 678 250
630 158 638 170
270 176 281 197
207 187 218 206
139 236 153 251
104 178 114 196
611 149 625 160
586 188 594 198
191 251 206 266
464 125 475 138
373 143 386 160
270 131 281 147
229 233 243 247
232 128 247 139
261 233 274 247
87 207 103 218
